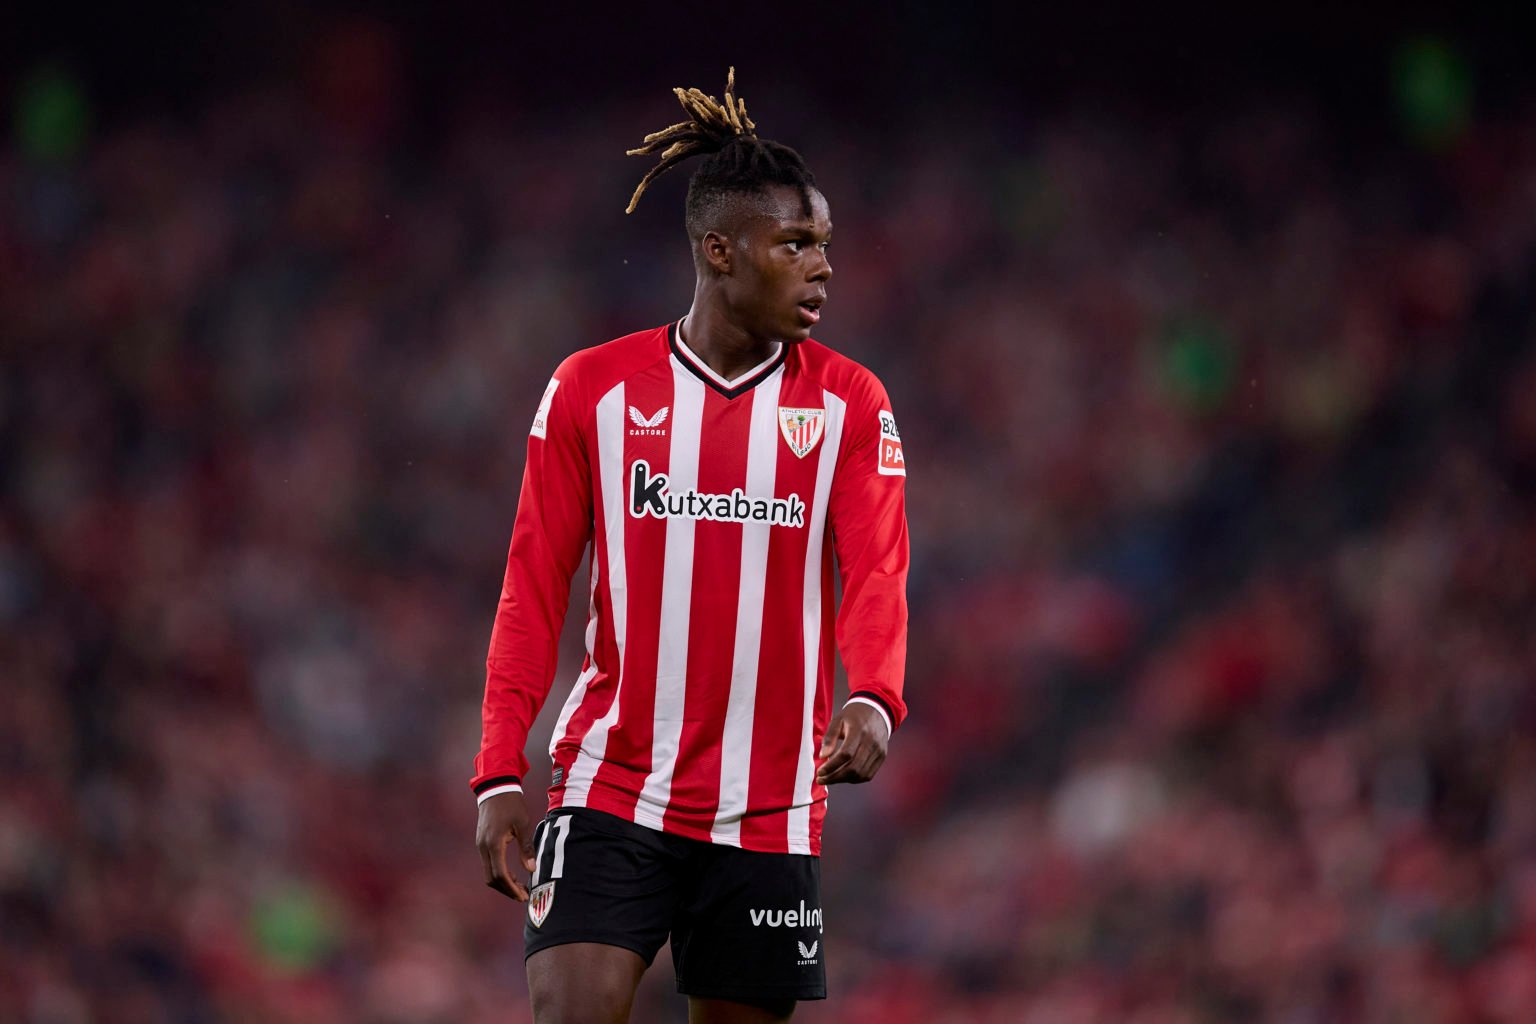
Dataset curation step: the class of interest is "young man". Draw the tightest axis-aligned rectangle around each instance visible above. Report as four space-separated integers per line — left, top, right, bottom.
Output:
473 70 909 1024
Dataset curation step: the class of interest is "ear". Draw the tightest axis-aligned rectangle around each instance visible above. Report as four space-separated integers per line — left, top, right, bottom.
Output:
700 230 733 275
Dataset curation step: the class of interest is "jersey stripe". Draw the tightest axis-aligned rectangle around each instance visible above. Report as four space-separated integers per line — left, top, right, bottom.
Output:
562 382 629 807
807 548 836 853
591 366 674 814
740 375 825 852
549 557 601 760
663 385 752 838
709 370 784 844
635 365 707 825
788 390 846 852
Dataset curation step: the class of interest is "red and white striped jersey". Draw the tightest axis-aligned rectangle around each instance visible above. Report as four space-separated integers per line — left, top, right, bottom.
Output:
473 322 909 856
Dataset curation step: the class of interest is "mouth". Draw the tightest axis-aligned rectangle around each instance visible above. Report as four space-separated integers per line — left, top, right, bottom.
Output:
796 296 824 326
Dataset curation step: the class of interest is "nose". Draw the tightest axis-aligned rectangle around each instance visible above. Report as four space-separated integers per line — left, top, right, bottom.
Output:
809 250 832 283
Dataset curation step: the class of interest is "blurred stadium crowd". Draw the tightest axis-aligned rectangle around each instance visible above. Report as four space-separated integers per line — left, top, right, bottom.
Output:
5 19 1536 1024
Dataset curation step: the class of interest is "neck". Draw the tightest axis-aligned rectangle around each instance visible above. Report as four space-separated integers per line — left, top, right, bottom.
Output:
680 287 780 383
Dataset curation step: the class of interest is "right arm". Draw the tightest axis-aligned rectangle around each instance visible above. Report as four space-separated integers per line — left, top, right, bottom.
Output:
474 366 592 900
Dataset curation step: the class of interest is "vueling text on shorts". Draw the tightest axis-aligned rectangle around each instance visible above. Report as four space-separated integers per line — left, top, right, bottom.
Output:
748 900 823 931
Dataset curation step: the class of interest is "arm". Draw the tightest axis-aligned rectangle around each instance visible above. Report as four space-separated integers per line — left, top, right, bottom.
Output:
474 368 592 899
818 383 909 785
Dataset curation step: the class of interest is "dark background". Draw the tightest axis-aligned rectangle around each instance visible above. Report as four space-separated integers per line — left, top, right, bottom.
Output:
5 4 1536 1022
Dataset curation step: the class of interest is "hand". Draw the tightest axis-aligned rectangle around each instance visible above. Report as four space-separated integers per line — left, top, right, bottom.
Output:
816 703 890 785
476 790 539 901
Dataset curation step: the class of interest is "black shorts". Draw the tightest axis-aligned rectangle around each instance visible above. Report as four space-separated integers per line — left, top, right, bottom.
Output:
522 807 826 1003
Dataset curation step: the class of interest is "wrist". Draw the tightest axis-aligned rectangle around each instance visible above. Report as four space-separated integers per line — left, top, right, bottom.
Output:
844 695 893 737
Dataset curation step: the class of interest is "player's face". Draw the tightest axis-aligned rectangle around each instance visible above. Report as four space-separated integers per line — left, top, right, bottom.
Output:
732 185 833 343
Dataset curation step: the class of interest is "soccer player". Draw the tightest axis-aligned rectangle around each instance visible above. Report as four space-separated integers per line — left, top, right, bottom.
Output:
473 70 909 1024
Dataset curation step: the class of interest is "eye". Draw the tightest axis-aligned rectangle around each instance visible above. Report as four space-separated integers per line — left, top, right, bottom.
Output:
785 239 804 253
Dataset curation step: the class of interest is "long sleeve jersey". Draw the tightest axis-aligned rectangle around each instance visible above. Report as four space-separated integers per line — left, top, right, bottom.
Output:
473 322 908 856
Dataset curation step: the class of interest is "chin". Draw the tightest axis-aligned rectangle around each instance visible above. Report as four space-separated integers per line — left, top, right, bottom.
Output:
756 319 813 344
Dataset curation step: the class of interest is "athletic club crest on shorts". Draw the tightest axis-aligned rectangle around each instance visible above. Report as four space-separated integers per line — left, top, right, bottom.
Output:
778 407 825 458
528 882 556 928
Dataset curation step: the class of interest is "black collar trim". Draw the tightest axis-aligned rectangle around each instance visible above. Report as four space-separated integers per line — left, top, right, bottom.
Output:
669 321 788 399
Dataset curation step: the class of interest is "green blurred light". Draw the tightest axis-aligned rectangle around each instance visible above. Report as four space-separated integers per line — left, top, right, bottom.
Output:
1392 37 1472 150
14 65 91 166
250 881 340 973
1159 316 1235 414
1002 159 1063 244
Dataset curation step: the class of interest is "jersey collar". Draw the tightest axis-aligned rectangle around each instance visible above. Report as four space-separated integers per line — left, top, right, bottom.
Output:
669 320 787 399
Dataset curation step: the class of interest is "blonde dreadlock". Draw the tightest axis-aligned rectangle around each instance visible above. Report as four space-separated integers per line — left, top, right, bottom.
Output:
626 67 757 214
624 68 818 226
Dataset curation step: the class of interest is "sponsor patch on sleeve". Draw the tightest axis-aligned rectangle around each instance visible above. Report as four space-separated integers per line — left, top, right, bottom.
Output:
877 409 905 476
530 378 559 439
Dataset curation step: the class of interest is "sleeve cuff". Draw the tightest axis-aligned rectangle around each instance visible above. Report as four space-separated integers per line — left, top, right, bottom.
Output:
472 773 522 800
844 695 893 738
475 782 524 804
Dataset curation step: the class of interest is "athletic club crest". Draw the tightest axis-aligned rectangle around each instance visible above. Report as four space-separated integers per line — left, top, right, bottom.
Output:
778 407 825 458
528 882 556 928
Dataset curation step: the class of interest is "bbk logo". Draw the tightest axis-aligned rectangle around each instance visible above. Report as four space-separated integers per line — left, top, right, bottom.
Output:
797 940 819 966
877 409 905 477
748 900 823 932
630 460 805 528
628 405 669 436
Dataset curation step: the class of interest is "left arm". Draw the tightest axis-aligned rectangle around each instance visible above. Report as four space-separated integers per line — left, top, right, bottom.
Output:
818 384 909 785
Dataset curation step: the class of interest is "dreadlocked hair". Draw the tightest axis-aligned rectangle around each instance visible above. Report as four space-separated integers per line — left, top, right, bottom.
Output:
625 67 818 234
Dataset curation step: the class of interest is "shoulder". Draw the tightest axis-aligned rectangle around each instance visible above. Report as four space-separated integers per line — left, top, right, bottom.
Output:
551 325 673 403
796 340 904 471
793 338 892 413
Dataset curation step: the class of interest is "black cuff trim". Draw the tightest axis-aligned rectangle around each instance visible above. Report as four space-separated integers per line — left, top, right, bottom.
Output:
847 691 897 728
473 774 522 794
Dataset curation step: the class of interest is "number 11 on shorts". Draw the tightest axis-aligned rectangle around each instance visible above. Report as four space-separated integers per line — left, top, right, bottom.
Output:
528 814 570 928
